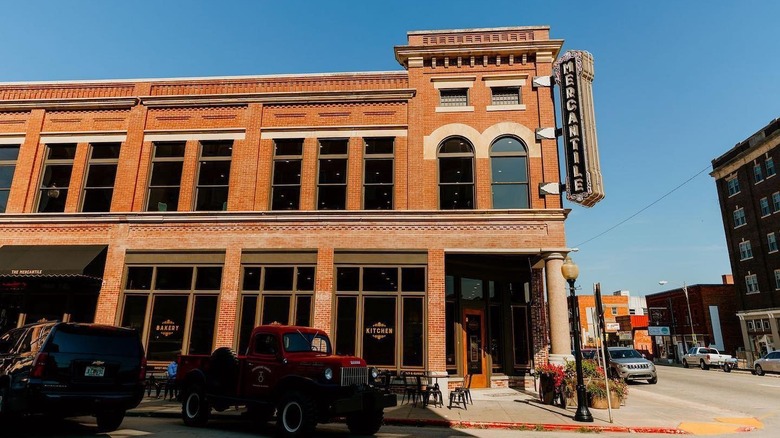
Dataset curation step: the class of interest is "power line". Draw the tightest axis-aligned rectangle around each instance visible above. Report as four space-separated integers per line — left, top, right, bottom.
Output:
574 164 713 247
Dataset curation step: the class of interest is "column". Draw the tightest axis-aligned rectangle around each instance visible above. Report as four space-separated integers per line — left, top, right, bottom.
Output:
769 312 779 351
214 245 242 347
545 252 572 364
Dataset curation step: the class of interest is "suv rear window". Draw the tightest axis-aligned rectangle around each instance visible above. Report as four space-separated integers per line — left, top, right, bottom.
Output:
45 325 141 357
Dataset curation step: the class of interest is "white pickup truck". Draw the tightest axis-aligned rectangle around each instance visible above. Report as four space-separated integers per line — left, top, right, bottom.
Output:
682 347 733 370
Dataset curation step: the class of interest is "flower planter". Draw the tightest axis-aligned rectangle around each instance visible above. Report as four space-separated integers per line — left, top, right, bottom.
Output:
589 392 621 409
538 374 556 405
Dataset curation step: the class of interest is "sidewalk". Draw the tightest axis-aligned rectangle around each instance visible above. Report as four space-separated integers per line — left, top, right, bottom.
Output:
128 385 756 435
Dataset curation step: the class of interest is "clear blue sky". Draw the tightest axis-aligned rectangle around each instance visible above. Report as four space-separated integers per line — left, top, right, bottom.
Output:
2 1 778 296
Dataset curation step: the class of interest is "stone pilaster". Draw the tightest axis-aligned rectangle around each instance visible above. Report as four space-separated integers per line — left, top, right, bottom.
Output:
545 252 572 365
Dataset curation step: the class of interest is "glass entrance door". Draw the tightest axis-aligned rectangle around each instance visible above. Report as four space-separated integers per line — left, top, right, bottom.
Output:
463 309 488 388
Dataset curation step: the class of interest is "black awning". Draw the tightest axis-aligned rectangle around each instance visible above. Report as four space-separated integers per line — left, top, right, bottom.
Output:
0 245 107 279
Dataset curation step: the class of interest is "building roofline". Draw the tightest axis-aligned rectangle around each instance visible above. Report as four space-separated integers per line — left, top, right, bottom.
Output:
408 25 550 35
0 70 408 87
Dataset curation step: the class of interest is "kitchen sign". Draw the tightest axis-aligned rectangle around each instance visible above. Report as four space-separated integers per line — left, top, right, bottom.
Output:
553 50 605 207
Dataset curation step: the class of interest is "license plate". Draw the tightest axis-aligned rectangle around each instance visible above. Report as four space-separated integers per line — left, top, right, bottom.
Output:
85 366 105 377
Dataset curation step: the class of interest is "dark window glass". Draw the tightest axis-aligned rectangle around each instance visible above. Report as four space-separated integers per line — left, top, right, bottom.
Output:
0 145 20 160
82 189 114 212
90 143 121 159
0 191 10 214
243 267 261 290
188 295 217 355
47 144 77 159
275 139 303 156
319 139 348 155
317 185 346 210
446 301 456 374
295 296 312 326
461 277 484 301
147 295 188 361
153 142 185 158
318 159 347 184
126 267 153 290
402 297 424 367
47 326 141 357
491 86 521 105
0 166 15 187
492 185 529 209
69 294 98 323
317 139 348 210
150 162 184 186
155 267 194 290
261 296 290 325
255 334 280 355
363 267 398 292
337 267 360 291
82 155 118 213
440 184 474 210
439 157 474 183
491 156 527 183
196 141 231 211
121 295 149 330
296 267 315 291
438 138 475 210
439 88 468 106
271 141 303 211
512 306 529 366
195 267 222 290
365 138 394 155
489 305 503 370
26 294 66 323
439 137 472 154
364 186 393 210
362 297 396 366
364 159 393 184
364 140 394 210
491 137 529 209
238 296 258 354
264 267 294 291
402 267 426 292
445 275 455 298
147 187 180 212
335 297 357 356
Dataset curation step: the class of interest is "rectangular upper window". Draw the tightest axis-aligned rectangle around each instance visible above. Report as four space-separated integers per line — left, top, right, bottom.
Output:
317 139 348 210
81 143 120 212
37 144 76 213
773 193 780 213
746 274 759 294
439 88 469 107
271 139 303 211
733 208 746 227
768 233 778 253
146 142 185 212
739 240 753 261
491 86 521 106
754 162 764 183
363 138 394 210
767 157 776 177
727 177 740 197
776 270 780 290
761 197 771 217
195 140 232 211
0 145 20 213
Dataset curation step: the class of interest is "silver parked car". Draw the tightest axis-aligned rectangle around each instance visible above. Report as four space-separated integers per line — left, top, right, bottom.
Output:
754 351 780 376
607 347 658 384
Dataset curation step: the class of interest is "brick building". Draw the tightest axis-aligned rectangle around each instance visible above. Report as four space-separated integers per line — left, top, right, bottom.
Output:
711 118 780 362
645 277 740 362
615 315 651 358
575 294 630 347
0 26 578 389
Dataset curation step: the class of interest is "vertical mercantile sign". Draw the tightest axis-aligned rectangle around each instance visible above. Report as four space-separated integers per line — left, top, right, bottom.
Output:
553 50 605 207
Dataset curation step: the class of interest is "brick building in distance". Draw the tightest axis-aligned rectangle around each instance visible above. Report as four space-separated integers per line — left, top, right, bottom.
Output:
711 118 780 363
645 276 740 362
0 26 596 389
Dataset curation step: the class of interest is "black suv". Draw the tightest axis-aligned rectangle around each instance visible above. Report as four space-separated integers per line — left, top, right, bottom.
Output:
0 322 146 431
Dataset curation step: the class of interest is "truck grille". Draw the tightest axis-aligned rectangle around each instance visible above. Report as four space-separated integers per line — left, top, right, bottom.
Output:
340 367 368 386
625 363 650 369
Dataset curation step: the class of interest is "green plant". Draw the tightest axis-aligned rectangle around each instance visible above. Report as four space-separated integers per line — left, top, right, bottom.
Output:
535 362 565 387
609 378 629 401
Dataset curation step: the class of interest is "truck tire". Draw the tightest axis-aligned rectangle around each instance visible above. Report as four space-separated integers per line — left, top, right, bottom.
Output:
209 347 239 394
277 391 316 437
755 365 765 376
682 359 689 368
95 410 125 432
182 384 210 427
699 360 709 370
723 363 732 373
346 410 384 436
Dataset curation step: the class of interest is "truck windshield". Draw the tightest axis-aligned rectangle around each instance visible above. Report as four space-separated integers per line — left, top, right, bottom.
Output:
283 332 331 353
609 349 643 359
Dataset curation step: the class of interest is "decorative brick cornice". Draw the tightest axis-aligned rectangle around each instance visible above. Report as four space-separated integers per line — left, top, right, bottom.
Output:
0 97 139 111
140 89 416 108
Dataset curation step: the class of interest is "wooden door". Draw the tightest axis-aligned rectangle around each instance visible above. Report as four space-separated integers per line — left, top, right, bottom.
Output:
463 309 488 388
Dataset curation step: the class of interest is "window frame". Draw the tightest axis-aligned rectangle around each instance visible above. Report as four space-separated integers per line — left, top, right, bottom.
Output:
36 143 77 213
489 136 529 209
760 197 771 217
146 141 186 212
754 162 764 184
768 232 778 253
439 88 469 107
0 144 20 213
733 207 747 228
745 274 759 294
437 136 476 210
362 137 395 210
767 157 776 178
270 139 304 211
490 86 521 106
774 269 780 290
194 140 233 211
80 142 121 212
316 138 349 210
726 177 740 197
739 240 753 261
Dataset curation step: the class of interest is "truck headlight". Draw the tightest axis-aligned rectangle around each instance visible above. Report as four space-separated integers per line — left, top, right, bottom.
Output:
369 367 380 380
323 368 333 381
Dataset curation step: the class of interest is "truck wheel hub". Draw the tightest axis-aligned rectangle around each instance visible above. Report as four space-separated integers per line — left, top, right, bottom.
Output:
282 401 303 431
186 393 200 417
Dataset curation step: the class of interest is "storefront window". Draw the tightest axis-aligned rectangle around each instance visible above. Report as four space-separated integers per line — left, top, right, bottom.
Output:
461 277 484 301
490 304 503 371
147 295 188 361
262 296 290 325
188 295 217 355
121 295 148 331
512 306 530 367
334 265 426 370
155 267 193 290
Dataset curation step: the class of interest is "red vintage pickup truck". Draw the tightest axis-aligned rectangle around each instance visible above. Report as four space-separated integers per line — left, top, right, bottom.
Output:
176 325 396 437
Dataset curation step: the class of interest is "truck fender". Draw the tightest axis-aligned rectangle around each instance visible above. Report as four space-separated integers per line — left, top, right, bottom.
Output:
273 375 320 401
181 369 207 392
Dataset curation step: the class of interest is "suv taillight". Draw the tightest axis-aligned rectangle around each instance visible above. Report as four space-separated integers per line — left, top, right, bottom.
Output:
30 352 49 378
139 357 147 381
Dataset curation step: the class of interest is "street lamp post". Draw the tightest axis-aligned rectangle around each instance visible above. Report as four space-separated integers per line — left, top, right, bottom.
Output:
561 256 593 423
659 280 697 350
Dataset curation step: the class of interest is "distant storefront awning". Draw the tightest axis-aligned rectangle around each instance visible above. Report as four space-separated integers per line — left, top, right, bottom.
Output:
0 245 107 279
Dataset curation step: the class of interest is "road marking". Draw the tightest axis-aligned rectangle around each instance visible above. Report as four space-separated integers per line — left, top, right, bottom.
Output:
715 417 763 429
758 383 780 388
678 421 752 435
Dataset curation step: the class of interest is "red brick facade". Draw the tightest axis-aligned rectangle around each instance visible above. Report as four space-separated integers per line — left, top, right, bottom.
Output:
0 27 569 387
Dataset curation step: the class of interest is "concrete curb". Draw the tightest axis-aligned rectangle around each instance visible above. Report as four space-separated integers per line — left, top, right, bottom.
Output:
126 408 695 434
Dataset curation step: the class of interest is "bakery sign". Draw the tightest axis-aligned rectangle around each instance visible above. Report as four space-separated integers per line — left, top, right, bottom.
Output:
553 50 605 207
155 319 181 337
365 321 393 340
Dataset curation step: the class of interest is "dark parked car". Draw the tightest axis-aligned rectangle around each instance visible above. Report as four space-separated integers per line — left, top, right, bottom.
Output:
0 322 146 431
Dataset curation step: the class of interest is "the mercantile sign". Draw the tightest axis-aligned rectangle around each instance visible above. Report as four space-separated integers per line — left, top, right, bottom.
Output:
553 50 605 207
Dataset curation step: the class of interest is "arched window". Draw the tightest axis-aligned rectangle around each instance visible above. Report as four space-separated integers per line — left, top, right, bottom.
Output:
490 136 529 209
438 137 475 210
